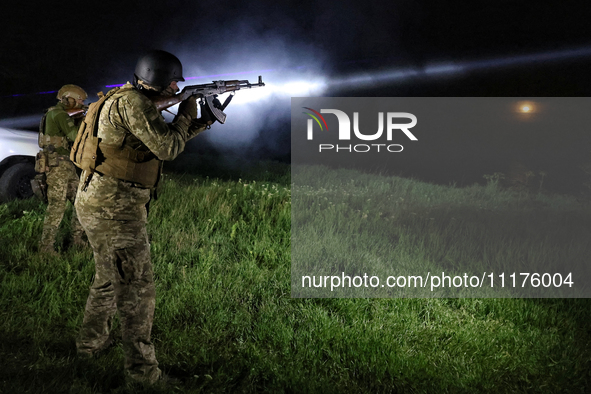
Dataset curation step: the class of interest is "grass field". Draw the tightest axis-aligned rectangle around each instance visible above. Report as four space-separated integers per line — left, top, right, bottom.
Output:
292 165 591 298
0 156 589 393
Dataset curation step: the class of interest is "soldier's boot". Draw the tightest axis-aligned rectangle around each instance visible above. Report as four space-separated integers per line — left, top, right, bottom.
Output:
77 335 115 359
125 367 182 389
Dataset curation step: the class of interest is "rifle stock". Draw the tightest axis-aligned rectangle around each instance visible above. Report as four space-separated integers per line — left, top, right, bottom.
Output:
152 95 184 112
66 107 87 118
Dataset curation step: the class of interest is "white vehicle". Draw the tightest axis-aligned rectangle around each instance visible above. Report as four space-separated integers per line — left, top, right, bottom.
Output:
0 126 39 202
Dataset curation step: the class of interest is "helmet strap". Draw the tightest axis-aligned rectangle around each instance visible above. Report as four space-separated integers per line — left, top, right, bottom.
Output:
134 76 162 97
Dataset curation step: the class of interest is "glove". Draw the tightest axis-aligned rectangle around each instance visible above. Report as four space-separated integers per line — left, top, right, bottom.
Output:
186 119 210 139
177 96 197 120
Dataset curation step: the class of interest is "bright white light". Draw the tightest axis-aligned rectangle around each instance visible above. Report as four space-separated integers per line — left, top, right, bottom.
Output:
230 79 327 105
230 83 276 104
424 63 464 75
325 46 591 91
0 115 43 129
282 81 325 96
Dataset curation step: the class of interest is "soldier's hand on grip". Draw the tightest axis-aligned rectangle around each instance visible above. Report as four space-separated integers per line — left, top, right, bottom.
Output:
198 100 216 126
178 96 197 119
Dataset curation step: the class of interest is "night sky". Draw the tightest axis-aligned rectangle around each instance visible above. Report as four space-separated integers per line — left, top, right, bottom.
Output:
2 1 591 192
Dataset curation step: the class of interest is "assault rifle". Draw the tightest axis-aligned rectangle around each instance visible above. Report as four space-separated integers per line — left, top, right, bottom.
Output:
152 76 265 124
67 76 266 124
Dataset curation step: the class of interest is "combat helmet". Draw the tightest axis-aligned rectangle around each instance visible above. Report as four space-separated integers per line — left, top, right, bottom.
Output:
134 50 185 90
56 84 88 101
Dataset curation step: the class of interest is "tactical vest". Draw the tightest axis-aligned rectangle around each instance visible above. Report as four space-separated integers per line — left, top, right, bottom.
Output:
70 86 162 189
39 106 69 151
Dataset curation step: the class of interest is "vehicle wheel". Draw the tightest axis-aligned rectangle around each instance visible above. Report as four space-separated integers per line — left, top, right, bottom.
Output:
0 162 36 202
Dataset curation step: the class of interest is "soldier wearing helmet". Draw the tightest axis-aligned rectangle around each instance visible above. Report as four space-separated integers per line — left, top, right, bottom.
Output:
134 49 185 93
57 84 88 109
37 84 88 254
74 50 210 385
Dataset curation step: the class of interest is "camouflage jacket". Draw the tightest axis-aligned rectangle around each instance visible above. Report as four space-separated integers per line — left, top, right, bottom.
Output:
96 82 203 160
76 82 206 222
42 102 79 156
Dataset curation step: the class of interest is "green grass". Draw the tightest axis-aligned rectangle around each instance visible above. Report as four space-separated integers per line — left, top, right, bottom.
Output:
292 165 591 298
0 159 590 393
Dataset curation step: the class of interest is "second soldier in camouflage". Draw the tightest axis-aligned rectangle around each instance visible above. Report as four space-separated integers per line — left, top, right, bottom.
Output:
38 84 87 254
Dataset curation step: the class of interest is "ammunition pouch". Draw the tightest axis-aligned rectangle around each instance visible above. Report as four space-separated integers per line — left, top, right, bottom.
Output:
39 134 69 151
38 150 69 169
48 151 60 167
30 173 47 203
35 151 48 173
71 120 99 175
95 144 162 188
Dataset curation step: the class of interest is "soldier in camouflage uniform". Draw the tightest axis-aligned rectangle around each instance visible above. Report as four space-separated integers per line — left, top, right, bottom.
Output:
38 84 87 254
74 50 212 385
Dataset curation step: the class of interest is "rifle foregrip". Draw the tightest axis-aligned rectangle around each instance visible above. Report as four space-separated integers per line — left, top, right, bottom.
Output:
221 94 233 110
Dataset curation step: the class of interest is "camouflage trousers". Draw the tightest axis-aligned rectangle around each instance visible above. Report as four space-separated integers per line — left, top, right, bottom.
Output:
75 205 161 384
39 159 84 252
